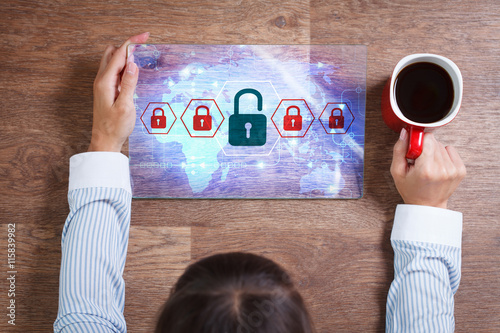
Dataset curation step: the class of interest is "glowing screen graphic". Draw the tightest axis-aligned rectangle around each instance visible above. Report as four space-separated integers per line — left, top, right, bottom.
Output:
128 44 366 198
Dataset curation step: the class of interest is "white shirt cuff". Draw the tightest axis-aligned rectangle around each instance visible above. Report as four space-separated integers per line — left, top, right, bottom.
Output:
69 152 131 194
391 204 462 248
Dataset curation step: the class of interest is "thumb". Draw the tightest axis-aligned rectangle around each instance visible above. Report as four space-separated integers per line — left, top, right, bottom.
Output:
391 128 409 178
117 61 138 104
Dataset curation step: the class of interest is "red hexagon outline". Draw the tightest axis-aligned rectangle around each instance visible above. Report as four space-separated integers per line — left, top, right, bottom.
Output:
318 102 355 135
140 102 177 135
180 99 224 138
271 99 315 138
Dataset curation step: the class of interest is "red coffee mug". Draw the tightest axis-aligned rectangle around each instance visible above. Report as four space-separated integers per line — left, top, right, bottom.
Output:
381 54 463 160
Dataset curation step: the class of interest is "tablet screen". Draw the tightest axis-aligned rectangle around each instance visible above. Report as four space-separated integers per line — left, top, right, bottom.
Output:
128 44 366 199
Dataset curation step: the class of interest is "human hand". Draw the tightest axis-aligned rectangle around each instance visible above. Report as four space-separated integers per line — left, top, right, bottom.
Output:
88 32 150 152
390 128 466 209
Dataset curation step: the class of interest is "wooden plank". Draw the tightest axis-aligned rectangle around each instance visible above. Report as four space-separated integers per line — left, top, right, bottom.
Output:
310 1 500 331
0 0 499 331
191 226 394 332
123 226 191 332
0 223 61 332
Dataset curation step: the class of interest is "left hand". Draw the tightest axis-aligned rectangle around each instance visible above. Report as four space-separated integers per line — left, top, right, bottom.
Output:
88 32 150 152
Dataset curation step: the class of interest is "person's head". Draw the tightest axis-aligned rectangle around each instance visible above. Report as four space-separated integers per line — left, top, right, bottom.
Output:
155 252 314 333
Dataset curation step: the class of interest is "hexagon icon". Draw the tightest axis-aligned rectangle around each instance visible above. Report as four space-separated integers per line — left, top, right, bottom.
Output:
140 102 177 135
319 103 355 135
214 81 281 156
271 99 315 138
181 99 224 138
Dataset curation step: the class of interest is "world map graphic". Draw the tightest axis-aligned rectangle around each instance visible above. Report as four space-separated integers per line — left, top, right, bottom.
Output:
129 44 366 199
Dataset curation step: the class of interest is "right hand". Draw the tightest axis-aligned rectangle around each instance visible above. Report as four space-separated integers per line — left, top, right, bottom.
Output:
390 128 466 209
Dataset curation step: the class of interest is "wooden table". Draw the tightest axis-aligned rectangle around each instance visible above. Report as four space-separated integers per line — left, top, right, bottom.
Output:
0 0 499 331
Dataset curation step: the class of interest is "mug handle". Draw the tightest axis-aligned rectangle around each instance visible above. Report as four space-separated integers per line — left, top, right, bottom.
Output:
406 126 425 162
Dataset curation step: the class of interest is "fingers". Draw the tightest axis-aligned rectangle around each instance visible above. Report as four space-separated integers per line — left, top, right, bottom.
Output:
391 128 409 178
418 133 437 159
437 141 454 172
101 32 149 82
414 132 437 171
416 133 465 182
94 33 150 107
115 62 138 107
390 130 465 209
446 145 467 179
97 45 116 77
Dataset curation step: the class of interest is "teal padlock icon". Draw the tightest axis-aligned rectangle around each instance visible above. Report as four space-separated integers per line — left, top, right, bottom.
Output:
228 88 266 146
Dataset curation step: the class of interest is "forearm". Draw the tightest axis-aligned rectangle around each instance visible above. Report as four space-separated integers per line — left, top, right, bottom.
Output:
54 153 132 333
386 204 462 333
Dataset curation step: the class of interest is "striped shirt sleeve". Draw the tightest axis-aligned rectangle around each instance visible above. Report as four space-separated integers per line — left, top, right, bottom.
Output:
54 152 132 333
386 204 463 333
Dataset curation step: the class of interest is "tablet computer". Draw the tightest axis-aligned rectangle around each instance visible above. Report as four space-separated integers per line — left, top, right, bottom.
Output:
128 44 366 199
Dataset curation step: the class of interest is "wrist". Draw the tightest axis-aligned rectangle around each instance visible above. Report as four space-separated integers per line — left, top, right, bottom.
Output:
403 198 448 210
88 135 123 152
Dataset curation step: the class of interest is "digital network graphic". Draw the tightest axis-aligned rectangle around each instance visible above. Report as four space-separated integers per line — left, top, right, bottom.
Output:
129 44 366 198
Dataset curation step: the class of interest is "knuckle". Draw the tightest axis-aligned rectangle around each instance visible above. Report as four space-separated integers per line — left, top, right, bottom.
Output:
460 165 467 178
425 132 435 143
390 165 397 178
448 166 458 179
93 78 104 91
440 165 450 179
113 102 131 115
390 163 403 179
420 165 434 181
392 143 400 155
120 81 134 93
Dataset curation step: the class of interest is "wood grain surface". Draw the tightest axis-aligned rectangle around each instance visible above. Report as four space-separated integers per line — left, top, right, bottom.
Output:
0 0 499 332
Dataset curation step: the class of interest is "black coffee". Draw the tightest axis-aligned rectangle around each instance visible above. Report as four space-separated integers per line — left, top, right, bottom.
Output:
395 62 454 123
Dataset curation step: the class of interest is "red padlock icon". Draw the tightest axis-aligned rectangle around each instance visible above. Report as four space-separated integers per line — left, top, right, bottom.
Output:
151 108 167 129
329 108 344 129
193 106 212 131
283 106 303 131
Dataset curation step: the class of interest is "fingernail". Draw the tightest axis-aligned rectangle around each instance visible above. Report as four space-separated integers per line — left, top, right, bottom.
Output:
127 62 137 75
399 128 407 141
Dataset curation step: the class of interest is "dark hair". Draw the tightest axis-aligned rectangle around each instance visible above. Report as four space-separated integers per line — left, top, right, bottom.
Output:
155 252 314 333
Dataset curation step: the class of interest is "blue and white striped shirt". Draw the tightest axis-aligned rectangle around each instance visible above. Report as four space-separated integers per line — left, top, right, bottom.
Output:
54 152 463 332
386 205 462 332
